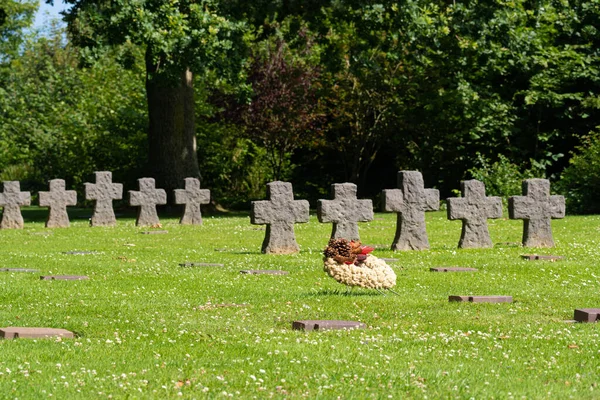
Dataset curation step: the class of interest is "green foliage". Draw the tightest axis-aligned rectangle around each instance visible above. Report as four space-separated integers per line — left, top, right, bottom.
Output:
301 0 600 195
0 0 36 65
468 153 545 201
62 0 249 83
196 121 271 208
0 0 597 210
558 130 600 214
0 26 147 193
240 21 323 181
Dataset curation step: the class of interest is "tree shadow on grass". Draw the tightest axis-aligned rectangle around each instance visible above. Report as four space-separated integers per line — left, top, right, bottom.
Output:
19 206 250 224
20 207 136 223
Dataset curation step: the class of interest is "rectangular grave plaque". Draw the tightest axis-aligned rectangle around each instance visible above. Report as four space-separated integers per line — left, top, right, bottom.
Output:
574 308 600 323
0 327 74 339
240 270 289 275
1 268 39 273
430 267 478 272
521 254 564 261
179 262 224 267
63 251 97 255
140 230 168 235
292 320 366 331
449 295 512 303
41 275 89 281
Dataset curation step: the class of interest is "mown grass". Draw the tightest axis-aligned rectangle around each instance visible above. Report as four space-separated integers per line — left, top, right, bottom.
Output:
0 208 599 399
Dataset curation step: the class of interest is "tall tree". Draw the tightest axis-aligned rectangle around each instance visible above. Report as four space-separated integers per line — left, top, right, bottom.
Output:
239 31 323 181
0 0 37 72
56 0 247 195
0 25 147 189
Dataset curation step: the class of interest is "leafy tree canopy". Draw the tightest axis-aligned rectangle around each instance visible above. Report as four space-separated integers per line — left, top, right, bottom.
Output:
0 0 37 64
56 0 249 82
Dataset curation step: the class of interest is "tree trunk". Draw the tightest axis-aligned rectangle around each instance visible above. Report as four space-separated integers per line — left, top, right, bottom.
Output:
145 49 200 202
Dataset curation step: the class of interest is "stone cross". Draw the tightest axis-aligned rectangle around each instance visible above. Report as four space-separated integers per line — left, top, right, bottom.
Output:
39 179 77 228
174 177 210 225
382 171 439 250
85 171 123 227
317 183 373 241
251 181 309 254
509 179 565 247
447 180 502 248
0 181 31 229
129 178 167 227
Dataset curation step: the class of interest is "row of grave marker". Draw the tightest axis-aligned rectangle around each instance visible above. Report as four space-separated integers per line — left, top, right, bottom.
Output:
0 172 209 228
1 259 597 338
252 172 564 253
0 171 564 252
4 305 598 339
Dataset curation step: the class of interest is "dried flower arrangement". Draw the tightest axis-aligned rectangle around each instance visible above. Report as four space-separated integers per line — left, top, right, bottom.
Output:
323 238 397 292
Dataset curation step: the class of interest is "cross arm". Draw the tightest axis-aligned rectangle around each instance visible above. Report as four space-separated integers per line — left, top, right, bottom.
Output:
382 189 403 212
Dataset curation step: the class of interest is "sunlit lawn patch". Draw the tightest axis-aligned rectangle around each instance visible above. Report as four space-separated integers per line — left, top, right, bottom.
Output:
0 208 599 398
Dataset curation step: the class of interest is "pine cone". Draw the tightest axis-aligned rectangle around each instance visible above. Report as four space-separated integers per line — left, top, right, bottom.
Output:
324 238 352 259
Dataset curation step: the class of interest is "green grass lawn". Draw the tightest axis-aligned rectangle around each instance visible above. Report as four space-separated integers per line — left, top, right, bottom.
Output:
0 208 599 399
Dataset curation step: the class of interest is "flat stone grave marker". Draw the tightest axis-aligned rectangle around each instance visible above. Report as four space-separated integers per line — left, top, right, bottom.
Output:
317 183 373 241
85 171 123 227
382 171 439 251
521 254 564 261
447 180 502 248
38 179 77 228
41 275 89 280
129 178 167 227
1 268 39 273
449 295 512 303
379 258 399 263
431 267 478 272
509 179 565 247
1 327 74 339
140 230 169 235
292 320 366 331
0 181 31 229
574 308 600 323
251 181 309 254
174 177 211 225
179 262 225 267
62 251 97 255
240 270 289 275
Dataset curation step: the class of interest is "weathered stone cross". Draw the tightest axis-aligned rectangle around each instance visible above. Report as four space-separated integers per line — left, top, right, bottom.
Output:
129 178 167 227
382 171 439 250
85 171 123 227
38 179 77 228
174 177 210 225
0 181 31 229
447 180 502 248
509 179 565 247
251 181 309 254
317 183 373 241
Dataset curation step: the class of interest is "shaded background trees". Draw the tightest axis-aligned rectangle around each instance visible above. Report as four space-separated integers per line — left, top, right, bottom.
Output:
1 0 599 212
